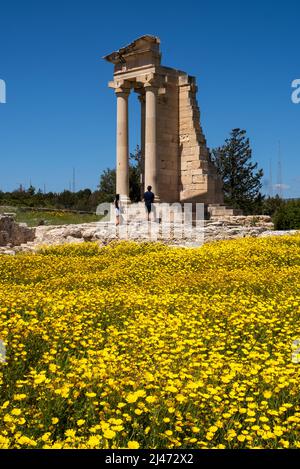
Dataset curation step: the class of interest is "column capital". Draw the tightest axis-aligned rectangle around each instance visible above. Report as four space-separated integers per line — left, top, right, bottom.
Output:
143 80 166 96
138 72 160 89
109 79 131 96
115 88 130 97
138 72 167 92
143 82 159 92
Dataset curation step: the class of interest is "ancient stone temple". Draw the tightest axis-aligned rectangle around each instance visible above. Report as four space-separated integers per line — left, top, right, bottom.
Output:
104 35 224 206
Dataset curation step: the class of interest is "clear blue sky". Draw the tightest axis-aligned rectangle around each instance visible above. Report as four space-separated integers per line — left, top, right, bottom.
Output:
0 0 299 197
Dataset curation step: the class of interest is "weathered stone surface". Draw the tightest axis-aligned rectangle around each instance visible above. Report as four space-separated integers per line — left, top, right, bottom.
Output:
1 209 298 257
258 230 299 238
0 214 298 256
0 215 35 247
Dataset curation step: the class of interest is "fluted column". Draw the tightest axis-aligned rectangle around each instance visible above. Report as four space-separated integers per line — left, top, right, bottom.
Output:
138 93 145 199
144 84 160 202
115 87 130 202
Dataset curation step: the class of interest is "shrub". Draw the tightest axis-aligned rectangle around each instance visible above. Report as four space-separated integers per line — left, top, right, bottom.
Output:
273 200 300 230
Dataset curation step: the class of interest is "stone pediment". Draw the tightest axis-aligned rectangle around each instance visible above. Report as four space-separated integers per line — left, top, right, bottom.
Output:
103 35 160 63
103 35 161 73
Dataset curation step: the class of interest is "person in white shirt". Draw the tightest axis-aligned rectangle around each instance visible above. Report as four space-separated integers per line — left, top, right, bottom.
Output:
114 194 120 225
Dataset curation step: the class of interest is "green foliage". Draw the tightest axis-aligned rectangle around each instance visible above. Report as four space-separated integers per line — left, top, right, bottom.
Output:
0 146 142 212
211 128 264 214
129 145 142 202
273 200 300 230
27 185 36 196
97 168 116 203
14 209 103 227
0 188 102 212
261 195 284 217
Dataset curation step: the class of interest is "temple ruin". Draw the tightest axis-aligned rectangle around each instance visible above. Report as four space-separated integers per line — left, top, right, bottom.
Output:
104 35 226 211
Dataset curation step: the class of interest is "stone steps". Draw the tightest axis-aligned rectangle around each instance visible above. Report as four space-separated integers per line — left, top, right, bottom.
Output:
206 204 243 218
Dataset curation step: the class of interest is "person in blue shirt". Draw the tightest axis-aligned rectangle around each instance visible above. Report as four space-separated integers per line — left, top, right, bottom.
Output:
143 185 155 221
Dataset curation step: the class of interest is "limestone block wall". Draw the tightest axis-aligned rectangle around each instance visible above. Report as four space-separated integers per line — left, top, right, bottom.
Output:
178 74 223 204
157 71 179 202
155 69 224 204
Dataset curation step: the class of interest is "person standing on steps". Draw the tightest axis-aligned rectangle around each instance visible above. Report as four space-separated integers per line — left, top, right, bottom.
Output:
143 185 155 221
114 194 120 226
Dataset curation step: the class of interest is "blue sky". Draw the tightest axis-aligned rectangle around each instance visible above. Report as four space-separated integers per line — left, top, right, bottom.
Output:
0 0 299 197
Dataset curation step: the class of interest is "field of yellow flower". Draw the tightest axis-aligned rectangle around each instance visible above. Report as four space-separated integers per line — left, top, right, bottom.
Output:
0 235 300 449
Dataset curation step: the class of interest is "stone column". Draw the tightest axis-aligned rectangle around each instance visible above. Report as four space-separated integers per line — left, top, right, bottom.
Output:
115 87 130 203
138 93 145 199
144 84 160 202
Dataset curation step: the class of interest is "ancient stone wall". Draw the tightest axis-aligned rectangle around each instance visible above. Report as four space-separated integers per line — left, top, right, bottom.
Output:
154 67 224 204
178 74 223 204
157 69 179 202
0 215 36 247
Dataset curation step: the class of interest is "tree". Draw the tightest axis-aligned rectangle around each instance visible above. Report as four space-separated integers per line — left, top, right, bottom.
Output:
27 185 36 196
57 190 76 209
74 189 93 211
129 145 142 202
262 195 283 217
97 168 116 202
211 128 264 214
273 200 300 230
